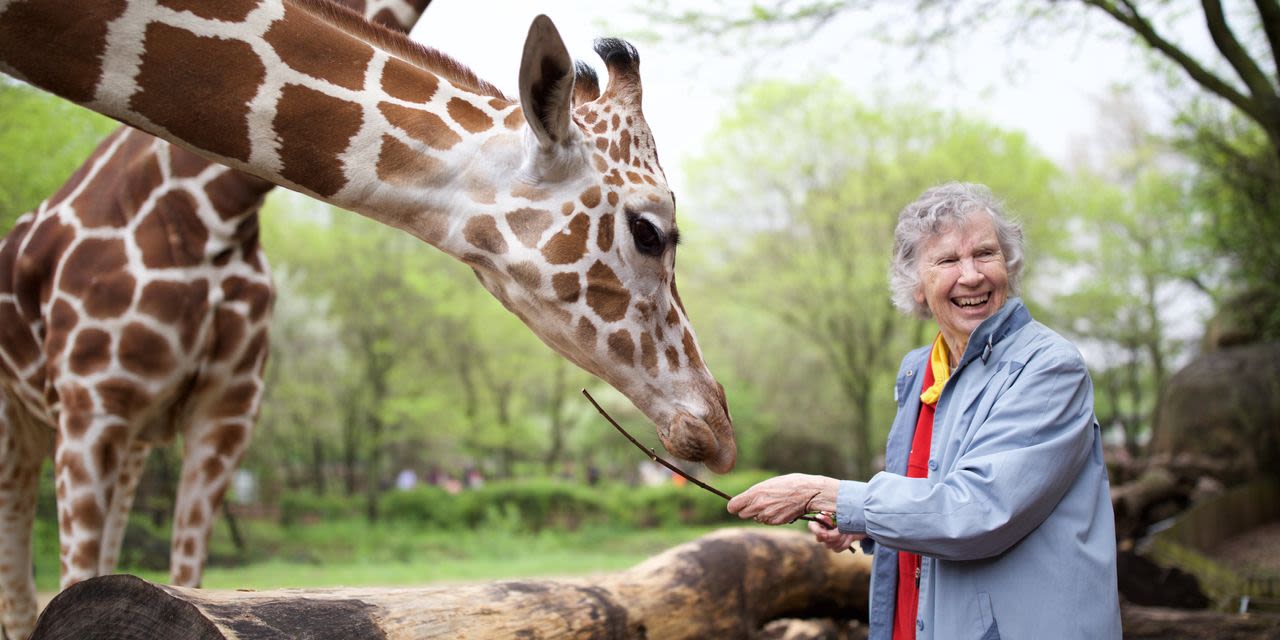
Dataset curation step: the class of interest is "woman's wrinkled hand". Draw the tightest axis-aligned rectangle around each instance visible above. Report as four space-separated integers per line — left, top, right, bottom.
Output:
726 473 839 526
807 512 862 552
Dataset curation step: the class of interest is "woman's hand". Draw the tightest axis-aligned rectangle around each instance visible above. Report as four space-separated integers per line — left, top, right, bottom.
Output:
727 473 839 526
807 513 862 552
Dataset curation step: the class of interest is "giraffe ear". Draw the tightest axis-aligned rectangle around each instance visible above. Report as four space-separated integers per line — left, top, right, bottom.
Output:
519 15 575 147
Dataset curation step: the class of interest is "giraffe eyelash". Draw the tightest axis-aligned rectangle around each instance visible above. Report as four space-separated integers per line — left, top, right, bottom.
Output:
626 212 667 256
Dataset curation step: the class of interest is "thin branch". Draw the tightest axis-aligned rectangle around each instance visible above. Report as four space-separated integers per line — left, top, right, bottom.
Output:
582 389 731 499
581 389 827 526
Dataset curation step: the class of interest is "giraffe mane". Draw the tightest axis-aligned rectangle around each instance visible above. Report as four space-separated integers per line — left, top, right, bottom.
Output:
572 60 601 106
292 0 510 102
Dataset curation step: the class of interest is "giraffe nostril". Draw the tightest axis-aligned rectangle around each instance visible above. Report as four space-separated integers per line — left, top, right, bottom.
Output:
660 411 735 473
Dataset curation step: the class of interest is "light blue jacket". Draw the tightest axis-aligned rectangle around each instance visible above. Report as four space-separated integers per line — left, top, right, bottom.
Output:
836 299 1121 639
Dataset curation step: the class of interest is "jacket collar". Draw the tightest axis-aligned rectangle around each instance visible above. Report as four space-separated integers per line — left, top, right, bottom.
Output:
953 297 1031 371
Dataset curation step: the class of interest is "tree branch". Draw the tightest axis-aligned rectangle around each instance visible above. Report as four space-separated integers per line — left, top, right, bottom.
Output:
1252 0 1280 84
1080 0 1270 132
1200 0 1277 112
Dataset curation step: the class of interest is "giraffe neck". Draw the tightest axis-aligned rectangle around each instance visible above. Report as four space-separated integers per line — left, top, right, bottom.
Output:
0 0 507 254
1 4 740 474
174 0 433 237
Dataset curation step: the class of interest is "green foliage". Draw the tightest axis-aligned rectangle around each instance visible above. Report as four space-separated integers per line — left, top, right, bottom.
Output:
118 516 172 571
0 81 117 230
252 201 602 506
618 483 726 527
614 470 776 527
684 77 1060 476
279 490 361 526
378 485 469 528
638 0 1280 347
464 479 613 531
373 472 779 531
1028 89 1219 452
1176 103 1280 340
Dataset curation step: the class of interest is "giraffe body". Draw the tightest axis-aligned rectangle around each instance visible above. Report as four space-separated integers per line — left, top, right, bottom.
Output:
0 3 734 637
0 2 429 638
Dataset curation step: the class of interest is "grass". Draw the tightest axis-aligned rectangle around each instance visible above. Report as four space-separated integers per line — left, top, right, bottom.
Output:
33 518 742 591
28 472 784 592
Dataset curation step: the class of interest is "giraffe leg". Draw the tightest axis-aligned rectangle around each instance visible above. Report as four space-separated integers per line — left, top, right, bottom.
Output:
169 381 260 587
0 397 45 640
53 413 131 590
97 441 150 575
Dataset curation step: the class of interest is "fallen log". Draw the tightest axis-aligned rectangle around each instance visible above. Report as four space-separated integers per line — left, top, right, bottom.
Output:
1121 603 1280 639
31 528 871 640
1112 466 1184 537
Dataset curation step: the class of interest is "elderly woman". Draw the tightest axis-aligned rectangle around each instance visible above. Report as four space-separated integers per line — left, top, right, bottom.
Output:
728 183 1121 639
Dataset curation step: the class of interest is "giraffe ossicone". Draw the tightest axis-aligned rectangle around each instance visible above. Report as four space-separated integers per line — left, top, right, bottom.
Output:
0 4 735 628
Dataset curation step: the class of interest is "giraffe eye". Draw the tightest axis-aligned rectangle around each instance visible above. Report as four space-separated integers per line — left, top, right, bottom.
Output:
628 214 665 257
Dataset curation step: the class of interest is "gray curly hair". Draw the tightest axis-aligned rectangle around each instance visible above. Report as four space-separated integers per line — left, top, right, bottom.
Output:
888 182 1025 319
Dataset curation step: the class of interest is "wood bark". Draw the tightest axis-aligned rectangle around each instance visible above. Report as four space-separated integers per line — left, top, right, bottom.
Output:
30 529 872 640
1111 466 1182 536
1120 603 1280 639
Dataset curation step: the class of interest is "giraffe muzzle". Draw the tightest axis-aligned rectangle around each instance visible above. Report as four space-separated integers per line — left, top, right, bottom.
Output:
663 408 737 474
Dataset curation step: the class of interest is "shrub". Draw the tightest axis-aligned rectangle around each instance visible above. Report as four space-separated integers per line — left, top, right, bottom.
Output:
463 480 615 531
618 469 778 527
379 485 467 529
279 491 359 526
291 469 783 532
119 515 171 571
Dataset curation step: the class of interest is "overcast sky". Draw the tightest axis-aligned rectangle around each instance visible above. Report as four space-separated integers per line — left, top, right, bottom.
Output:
410 2 1220 364
411 1 1210 198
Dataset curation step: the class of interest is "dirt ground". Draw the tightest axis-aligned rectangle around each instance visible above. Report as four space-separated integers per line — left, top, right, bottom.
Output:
1209 522 1280 576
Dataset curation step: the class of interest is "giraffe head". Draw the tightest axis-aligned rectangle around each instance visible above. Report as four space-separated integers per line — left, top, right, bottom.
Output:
453 16 735 472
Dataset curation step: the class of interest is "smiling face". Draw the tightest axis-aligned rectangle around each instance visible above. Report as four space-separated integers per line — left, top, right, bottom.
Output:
913 212 1010 358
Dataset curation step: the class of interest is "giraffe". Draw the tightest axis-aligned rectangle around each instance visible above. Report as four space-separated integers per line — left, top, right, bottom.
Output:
0 0 736 636
0 2 432 638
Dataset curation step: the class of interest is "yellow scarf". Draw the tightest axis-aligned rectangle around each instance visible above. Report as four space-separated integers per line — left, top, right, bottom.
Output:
919 333 952 406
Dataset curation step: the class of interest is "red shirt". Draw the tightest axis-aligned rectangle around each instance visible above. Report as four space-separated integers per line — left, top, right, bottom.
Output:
894 363 936 640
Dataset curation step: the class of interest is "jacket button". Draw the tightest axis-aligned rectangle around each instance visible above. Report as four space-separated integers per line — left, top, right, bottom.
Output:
916 619 924 631
927 460 938 471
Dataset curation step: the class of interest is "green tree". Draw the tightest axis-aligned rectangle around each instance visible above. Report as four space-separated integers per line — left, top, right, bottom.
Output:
1036 90 1219 455
265 205 456 518
684 78 1060 476
251 263 351 499
256 196 600 507
636 0 1280 338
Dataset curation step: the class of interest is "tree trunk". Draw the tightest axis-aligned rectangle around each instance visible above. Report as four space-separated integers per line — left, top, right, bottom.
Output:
342 401 359 496
30 529 872 640
543 362 568 475
310 436 326 494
